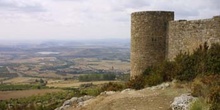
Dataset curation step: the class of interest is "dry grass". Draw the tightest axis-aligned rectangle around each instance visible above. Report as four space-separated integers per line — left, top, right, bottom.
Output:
3 77 37 84
70 87 189 110
47 80 120 88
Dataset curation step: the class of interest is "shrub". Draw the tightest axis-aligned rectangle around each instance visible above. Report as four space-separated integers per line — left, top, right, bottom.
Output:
191 76 209 97
128 43 220 93
80 83 94 88
174 52 197 81
190 98 209 110
191 75 220 97
191 75 220 110
153 61 177 82
208 86 220 110
101 82 125 91
174 43 220 81
80 87 101 96
145 73 163 86
0 101 7 110
126 75 146 90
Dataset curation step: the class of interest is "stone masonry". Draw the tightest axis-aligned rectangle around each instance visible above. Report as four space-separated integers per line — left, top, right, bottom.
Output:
131 11 220 78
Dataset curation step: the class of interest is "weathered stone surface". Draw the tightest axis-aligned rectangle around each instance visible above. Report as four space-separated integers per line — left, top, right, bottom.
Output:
171 94 197 110
167 16 220 60
100 91 116 95
55 95 93 110
131 11 174 77
148 82 170 90
121 89 135 93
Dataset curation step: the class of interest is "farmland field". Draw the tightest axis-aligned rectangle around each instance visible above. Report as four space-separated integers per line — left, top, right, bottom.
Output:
0 89 63 100
0 40 130 109
46 80 120 88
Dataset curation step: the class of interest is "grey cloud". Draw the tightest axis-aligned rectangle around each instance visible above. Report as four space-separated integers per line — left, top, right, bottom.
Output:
148 0 218 19
125 0 150 8
0 0 46 13
111 0 150 12
52 0 87 2
176 10 199 19
210 0 220 9
114 16 129 22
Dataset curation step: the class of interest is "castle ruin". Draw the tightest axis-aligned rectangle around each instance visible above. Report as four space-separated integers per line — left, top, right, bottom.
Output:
131 11 220 77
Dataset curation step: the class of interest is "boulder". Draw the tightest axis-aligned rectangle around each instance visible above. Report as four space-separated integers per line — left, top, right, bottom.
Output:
171 94 197 110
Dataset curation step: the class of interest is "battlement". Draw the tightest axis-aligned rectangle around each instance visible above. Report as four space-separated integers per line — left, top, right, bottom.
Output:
131 11 174 15
131 11 220 78
213 15 220 18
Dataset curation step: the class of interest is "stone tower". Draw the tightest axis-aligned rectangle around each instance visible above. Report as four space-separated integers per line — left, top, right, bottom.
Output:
131 11 174 78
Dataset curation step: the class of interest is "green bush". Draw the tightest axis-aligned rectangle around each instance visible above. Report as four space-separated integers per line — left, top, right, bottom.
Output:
174 42 220 81
145 73 163 86
0 101 7 110
80 87 101 96
144 43 220 84
156 61 177 81
190 98 209 110
126 75 146 90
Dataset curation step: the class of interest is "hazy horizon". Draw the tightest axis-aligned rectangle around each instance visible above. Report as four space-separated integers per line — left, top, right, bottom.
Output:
0 38 130 46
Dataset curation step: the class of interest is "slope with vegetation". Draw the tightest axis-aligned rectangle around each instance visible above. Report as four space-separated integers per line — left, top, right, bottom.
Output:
127 42 220 110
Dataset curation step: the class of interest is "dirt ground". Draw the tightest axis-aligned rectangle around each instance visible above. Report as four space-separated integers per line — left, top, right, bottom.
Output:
69 87 189 110
0 89 62 100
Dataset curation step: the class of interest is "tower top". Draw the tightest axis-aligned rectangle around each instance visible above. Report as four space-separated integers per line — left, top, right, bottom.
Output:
131 11 174 15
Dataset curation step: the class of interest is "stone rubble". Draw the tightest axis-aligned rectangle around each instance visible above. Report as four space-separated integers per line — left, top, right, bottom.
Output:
55 95 93 110
148 82 170 90
121 89 135 93
100 91 116 95
171 94 197 110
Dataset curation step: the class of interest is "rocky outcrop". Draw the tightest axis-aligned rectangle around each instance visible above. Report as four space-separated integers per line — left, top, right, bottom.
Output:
147 82 170 90
100 91 116 96
60 82 190 110
55 95 93 110
171 94 197 110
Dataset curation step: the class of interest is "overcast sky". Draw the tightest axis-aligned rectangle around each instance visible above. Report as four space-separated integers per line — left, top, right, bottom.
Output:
0 0 219 40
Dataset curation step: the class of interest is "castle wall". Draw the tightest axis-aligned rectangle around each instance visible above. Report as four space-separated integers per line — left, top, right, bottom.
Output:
167 16 220 60
131 11 174 77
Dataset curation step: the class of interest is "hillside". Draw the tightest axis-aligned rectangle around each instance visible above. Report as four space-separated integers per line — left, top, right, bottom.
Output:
67 83 189 110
